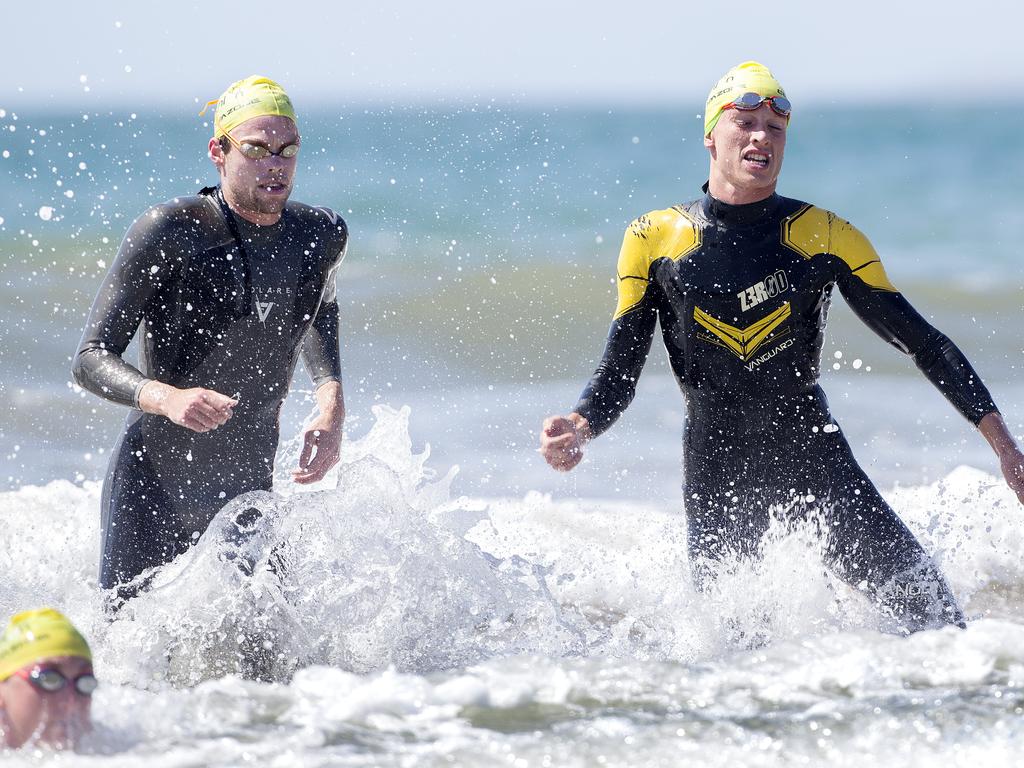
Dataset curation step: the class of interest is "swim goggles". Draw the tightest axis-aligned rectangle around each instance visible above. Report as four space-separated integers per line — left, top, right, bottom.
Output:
722 92 792 119
221 132 300 160
14 666 98 697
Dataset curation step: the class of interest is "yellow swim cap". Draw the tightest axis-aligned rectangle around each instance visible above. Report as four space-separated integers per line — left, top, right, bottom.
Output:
0 608 92 681
704 61 788 137
200 75 297 138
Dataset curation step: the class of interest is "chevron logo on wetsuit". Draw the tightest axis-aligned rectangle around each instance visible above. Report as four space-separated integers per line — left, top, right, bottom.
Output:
693 302 791 362
255 299 275 323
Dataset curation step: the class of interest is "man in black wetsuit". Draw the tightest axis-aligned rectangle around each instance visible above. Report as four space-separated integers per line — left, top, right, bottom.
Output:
539 61 1024 632
73 76 348 600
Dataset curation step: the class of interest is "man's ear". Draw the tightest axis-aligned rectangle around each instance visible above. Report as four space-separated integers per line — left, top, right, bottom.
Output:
208 137 226 174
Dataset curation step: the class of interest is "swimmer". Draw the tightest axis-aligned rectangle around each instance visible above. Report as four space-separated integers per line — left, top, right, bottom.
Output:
0 608 96 750
540 61 1024 632
73 76 349 602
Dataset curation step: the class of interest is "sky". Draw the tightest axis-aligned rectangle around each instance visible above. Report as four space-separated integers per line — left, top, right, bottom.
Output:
4 0 1021 108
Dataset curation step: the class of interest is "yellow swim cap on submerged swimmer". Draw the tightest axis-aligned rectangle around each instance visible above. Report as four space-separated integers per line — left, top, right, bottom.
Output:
0 608 92 681
200 75 297 138
704 61 788 137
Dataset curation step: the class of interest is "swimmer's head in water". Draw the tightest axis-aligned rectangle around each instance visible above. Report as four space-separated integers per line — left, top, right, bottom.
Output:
704 61 788 138
0 608 91 682
203 75 297 139
0 609 94 750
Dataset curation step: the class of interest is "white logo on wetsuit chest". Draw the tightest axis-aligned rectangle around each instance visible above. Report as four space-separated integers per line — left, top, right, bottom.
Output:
255 299 275 323
253 287 294 325
738 269 789 312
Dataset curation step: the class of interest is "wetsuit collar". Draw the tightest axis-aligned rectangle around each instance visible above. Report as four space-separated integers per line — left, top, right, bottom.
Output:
701 186 780 227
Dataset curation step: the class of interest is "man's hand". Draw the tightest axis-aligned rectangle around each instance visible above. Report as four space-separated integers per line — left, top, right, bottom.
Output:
292 381 344 485
998 448 1024 505
139 381 236 433
978 412 1024 505
539 413 592 472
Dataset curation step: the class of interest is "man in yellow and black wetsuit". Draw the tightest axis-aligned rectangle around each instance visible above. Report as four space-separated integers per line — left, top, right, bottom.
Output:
539 61 1024 633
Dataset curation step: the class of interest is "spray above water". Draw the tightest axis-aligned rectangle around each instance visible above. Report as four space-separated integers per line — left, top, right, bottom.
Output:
88 405 590 686
3 406 1020 696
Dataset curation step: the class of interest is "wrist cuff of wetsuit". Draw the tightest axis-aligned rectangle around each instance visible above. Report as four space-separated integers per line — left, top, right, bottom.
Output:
313 376 342 391
132 378 153 411
972 407 1000 427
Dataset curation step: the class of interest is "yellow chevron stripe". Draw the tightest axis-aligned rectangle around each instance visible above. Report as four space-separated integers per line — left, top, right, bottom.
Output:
693 302 792 362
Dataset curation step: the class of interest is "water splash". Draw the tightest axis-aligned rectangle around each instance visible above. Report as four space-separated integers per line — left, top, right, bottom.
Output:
3 407 1023 697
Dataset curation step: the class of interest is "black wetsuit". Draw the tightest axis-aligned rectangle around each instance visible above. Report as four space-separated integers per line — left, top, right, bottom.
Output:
73 187 347 595
576 192 997 632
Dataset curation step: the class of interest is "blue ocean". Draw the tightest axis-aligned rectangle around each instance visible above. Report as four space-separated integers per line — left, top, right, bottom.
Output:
1 103 1023 765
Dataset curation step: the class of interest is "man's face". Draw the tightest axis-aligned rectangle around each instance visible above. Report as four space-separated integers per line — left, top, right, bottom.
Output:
210 114 300 218
0 656 94 749
705 103 787 202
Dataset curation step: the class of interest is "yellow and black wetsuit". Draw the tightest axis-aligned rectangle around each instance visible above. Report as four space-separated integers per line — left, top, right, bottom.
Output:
73 187 347 598
576 191 998 632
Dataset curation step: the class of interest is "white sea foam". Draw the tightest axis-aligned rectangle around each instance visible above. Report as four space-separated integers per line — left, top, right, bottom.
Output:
2 405 1023 764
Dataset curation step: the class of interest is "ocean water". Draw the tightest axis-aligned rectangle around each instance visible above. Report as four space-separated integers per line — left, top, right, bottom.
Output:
0 103 1023 764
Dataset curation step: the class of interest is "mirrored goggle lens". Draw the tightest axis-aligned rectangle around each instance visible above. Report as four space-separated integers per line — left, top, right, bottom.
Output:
74 674 98 696
239 143 299 160
767 96 791 117
729 92 792 117
32 669 67 692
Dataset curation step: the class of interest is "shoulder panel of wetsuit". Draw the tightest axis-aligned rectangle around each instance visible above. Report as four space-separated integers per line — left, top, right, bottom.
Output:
158 194 225 232
782 205 897 291
116 197 215 279
613 207 700 319
285 203 348 253
289 203 348 305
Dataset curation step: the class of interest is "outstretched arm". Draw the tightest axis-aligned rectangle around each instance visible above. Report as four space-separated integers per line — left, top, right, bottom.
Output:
540 219 659 471
978 413 1024 504
841 284 997 424
294 239 346 484
834 228 1023 502
293 302 345 483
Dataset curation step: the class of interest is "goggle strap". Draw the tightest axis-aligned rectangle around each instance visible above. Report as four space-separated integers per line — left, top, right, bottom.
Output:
198 99 219 118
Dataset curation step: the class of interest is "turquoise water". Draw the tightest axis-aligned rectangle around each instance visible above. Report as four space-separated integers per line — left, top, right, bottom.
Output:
1 104 1021 492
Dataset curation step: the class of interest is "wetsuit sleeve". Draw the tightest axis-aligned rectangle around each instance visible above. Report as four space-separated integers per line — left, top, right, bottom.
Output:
834 225 998 425
299 227 346 389
71 208 181 409
574 221 659 437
